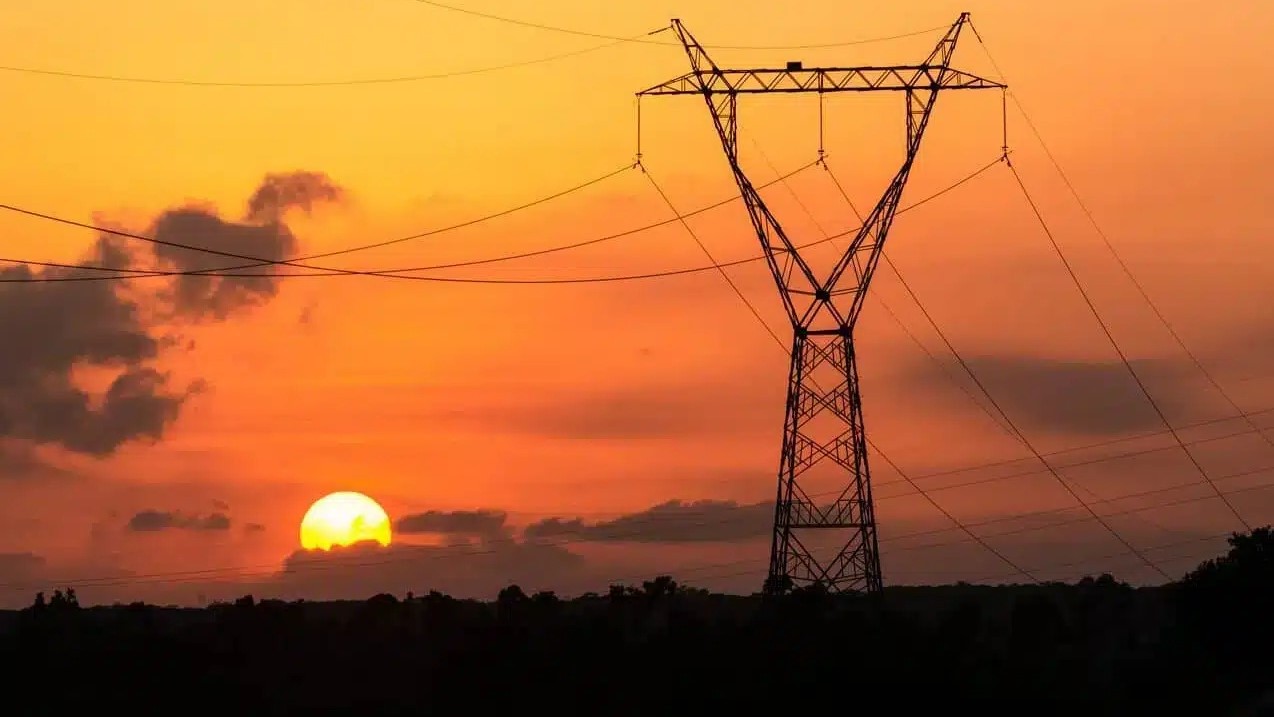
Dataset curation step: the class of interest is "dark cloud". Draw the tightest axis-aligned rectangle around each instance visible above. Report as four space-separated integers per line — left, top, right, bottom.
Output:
127 510 231 532
245 171 345 224
904 353 1204 437
151 171 343 321
0 171 340 461
395 509 509 539
212 499 230 511
0 237 193 457
244 522 266 534
150 211 298 320
525 499 774 543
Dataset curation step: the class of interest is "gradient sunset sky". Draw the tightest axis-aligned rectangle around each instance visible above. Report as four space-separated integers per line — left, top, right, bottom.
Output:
0 0 1271 606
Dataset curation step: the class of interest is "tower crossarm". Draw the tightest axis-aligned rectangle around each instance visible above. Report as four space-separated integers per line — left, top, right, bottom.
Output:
638 65 1002 97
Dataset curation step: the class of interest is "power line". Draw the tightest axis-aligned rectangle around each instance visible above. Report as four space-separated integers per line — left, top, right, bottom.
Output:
0 162 636 280
408 0 946 50
1 160 815 280
820 159 1171 580
0 39 629 87
892 456 1274 549
965 530 1239 586
16 458 1269 594
641 163 785 348
10 398 1268 593
0 156 1002 285
1006 159 1252 532
895 405 1274 493
876 416 1274 502
809 156 1018 440
642 162 1039 584
15 410 1274 593
967 21 1255 528
966 27 1274 462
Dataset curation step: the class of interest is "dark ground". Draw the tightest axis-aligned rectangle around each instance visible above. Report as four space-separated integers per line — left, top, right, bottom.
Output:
4 528 1274 716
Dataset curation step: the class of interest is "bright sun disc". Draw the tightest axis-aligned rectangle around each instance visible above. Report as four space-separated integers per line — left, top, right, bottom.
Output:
300 491 392 551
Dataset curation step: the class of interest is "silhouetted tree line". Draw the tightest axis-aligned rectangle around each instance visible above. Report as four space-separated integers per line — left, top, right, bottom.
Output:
5 530 1274 716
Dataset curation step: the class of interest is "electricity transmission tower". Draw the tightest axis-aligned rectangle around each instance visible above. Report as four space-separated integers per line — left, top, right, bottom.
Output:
639 14 1003 594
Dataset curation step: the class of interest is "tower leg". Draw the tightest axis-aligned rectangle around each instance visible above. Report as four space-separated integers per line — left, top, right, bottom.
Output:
767 331 882 594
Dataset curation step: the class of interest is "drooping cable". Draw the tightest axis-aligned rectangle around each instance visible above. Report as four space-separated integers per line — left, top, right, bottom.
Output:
408 1 947 50
746 135 1017 440
821 159 1172 579
0 39 629 87
0 162 637 280
0 158 1002 285
1006 159 1252 532
967 25 1274 459
641 161 1040 584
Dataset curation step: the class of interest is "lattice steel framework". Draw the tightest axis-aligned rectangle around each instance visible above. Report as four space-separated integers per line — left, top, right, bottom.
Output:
639 13 1002 594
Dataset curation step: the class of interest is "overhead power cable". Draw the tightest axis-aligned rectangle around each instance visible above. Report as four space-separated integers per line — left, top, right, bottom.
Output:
0 156 1001 285
0 39 630 87
876 414 1274 501
819 158 1171 580
967 24 1274 461
641 160 1040 585
0 162 636 279
409 0 947 50
0 160 814 281
13 456 1267 594
1006 159 1252 532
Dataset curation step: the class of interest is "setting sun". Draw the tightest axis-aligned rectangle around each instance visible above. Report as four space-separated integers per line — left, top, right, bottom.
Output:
299 492 392 551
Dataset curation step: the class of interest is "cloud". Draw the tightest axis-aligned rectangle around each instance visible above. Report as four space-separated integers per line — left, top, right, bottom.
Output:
152 171 344 321
245 171 345 224
0 237 194 457
903 353 1204 437
127 509 231 532
525 499 774 543
395 509 510 539
0 171 341 460
244 522 266 534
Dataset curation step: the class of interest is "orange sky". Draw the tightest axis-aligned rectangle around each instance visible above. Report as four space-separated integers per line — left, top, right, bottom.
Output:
0 0 1272 606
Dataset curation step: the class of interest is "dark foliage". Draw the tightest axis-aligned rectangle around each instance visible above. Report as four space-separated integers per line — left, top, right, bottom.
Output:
5 531 1274 716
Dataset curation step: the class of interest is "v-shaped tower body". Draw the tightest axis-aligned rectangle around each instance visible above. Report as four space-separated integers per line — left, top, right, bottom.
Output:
639 14 1003 593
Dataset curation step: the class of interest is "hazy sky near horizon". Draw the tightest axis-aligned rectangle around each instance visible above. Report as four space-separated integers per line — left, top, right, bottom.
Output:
0 0 1272 607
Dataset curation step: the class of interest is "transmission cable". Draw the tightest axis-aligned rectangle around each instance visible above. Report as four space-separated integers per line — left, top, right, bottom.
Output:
876 415 1274 502
0 157 1002 285
814 154 1175 538
1 160 815 280
408 0 947 50
11 424 1274 592
967 26 1274 460
17 456 1269 593
0 39 630 87
746 136 1019 440
1006 159 1251 532
0 162 635 280
641 160 1039 584
819 159 1172 580
970 22 1256 529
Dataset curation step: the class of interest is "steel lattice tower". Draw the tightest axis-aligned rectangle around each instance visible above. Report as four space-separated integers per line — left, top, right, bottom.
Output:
639 14 1003 594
